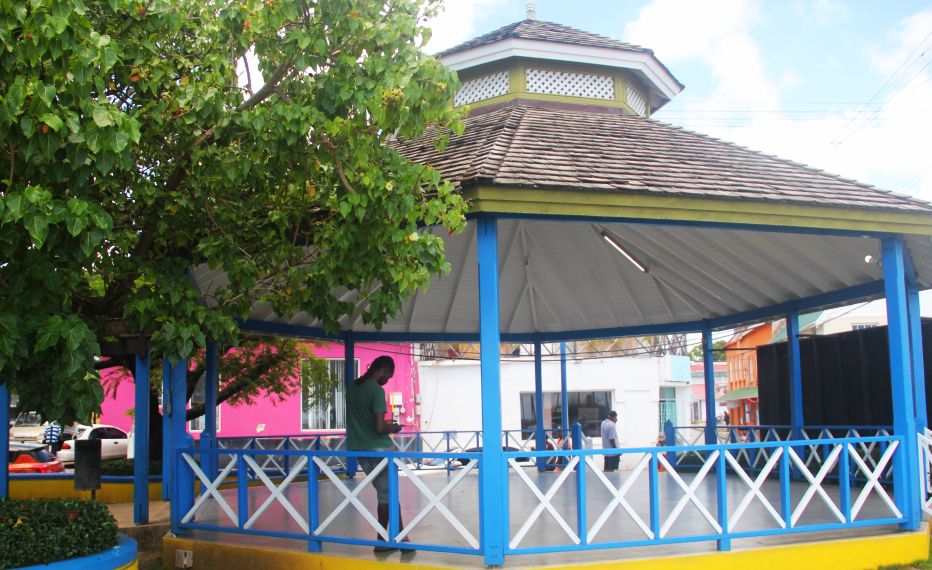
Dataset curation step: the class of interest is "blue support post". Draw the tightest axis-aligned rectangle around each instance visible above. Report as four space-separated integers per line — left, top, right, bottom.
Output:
779 443 792 527
161 360 171 501
134 351 151 525
906 273 927 431
388 456 400 544
203 340 219 479
664 419 676 465
307 453 322 552
840 443 852 523
344 337 358 478
534 341 547 472
237 454 248 529
786 309 804 443
171 434 194 535
882 236 921 530
574 422 587 545
560 342 569 447
477 217 506 567
715 449 730 551
702 323 717 445
168 360 189 531
648 451 661 539
0 383 8 498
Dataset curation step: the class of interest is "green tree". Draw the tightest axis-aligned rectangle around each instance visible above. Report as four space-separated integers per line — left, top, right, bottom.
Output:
688 340 727 362
0 0 466 424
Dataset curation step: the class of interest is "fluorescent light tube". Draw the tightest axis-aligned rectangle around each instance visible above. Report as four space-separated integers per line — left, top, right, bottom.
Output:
602 233 647 273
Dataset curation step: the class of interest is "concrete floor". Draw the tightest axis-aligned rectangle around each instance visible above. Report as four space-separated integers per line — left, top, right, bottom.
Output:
178 465 905 568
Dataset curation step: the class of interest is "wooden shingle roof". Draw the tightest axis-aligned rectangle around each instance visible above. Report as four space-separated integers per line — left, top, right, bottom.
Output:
392 102 932 214
437 19 650 58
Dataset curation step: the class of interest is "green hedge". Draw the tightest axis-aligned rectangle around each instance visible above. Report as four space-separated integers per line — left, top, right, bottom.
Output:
100 458 162 476
0 498 119 569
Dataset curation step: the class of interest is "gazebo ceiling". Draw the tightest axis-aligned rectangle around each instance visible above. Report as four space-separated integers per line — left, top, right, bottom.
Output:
194 219 932 341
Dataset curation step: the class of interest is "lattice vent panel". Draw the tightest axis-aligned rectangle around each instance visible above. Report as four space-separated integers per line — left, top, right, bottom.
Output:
626 86 647 116
454 71 510 106
526 69 615 100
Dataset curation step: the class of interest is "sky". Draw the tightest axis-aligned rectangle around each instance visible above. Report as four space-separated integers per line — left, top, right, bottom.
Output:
426 0 932 203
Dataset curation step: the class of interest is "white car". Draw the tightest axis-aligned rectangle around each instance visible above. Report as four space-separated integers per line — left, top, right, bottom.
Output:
57 424 129 464
9 412 78 444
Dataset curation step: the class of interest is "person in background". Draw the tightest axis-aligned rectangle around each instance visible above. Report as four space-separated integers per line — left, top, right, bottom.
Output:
43 420 62 453
346 356 411 553
600 410 620 472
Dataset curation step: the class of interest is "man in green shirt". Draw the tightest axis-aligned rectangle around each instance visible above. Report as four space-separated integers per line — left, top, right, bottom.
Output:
346 355 409 552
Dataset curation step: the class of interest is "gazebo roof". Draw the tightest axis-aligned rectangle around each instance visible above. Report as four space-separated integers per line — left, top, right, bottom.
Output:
392 102 932 214
437 19 653 59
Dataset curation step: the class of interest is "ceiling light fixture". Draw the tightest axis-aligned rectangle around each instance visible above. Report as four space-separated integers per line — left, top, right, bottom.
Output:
602 232 648 273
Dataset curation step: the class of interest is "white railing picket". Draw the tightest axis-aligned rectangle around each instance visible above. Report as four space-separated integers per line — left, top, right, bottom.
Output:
509 456 581 548
181 452 238 526
586 454 653 540
788 445 845 526
395 459 479 548
849 441 901 520
657 452 722 537
243 455 309 532
314 456 389 540
725 448 785 531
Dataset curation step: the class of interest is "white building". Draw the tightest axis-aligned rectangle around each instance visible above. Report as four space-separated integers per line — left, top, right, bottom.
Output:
417 354 691 466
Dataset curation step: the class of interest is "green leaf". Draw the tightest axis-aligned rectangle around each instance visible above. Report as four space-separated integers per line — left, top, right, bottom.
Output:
25 214 50 247
92 107 112 127
40 113 64 132
65 215 87 237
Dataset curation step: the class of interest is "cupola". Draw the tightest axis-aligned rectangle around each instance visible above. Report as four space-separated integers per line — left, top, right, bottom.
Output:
436 16 683 116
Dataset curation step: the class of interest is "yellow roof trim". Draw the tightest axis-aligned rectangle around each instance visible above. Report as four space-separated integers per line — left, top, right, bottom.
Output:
465 186 932 235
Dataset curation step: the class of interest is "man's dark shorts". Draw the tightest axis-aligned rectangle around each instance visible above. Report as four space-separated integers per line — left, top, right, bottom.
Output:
603 454 620 472
357 447 394 503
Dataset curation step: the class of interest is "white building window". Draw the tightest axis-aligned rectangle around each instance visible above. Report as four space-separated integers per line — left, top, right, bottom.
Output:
302 359 357 431
519 390 612 438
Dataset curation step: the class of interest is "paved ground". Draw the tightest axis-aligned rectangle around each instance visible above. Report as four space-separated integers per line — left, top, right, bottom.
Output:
109 500 171 551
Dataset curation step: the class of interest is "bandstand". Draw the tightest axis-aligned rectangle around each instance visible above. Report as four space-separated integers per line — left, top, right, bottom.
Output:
5 16 932 570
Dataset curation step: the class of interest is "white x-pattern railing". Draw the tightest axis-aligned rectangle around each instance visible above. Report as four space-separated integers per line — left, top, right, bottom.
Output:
177 447 480 554
505 434 904 554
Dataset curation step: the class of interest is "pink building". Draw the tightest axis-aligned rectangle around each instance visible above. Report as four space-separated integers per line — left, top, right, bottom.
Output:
99 343 420 438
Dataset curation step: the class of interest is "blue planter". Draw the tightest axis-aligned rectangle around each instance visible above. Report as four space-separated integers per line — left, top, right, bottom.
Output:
19 534 137 570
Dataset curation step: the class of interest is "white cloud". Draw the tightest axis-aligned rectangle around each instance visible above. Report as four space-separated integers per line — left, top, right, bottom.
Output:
424 0 512 54
793 0 849 26
626 1 932 203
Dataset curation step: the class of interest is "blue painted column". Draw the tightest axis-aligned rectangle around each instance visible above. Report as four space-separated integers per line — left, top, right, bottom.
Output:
477 217 505 566
161 360 172 501
905 263 927 431
134 351 151 524
534 340 547 471
0 382 8 498
344 336 358 477
702 323 717 445
203 340 219 479
786 309 804 443
560 342 569 447
168 359 191 534
882 236 921 530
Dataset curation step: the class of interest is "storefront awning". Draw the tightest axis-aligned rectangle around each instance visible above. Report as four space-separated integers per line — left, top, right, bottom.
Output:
722 386 758 402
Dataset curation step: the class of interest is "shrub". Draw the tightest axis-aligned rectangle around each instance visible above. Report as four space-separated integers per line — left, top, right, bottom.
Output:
0 498 119 568
100 458 162 477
